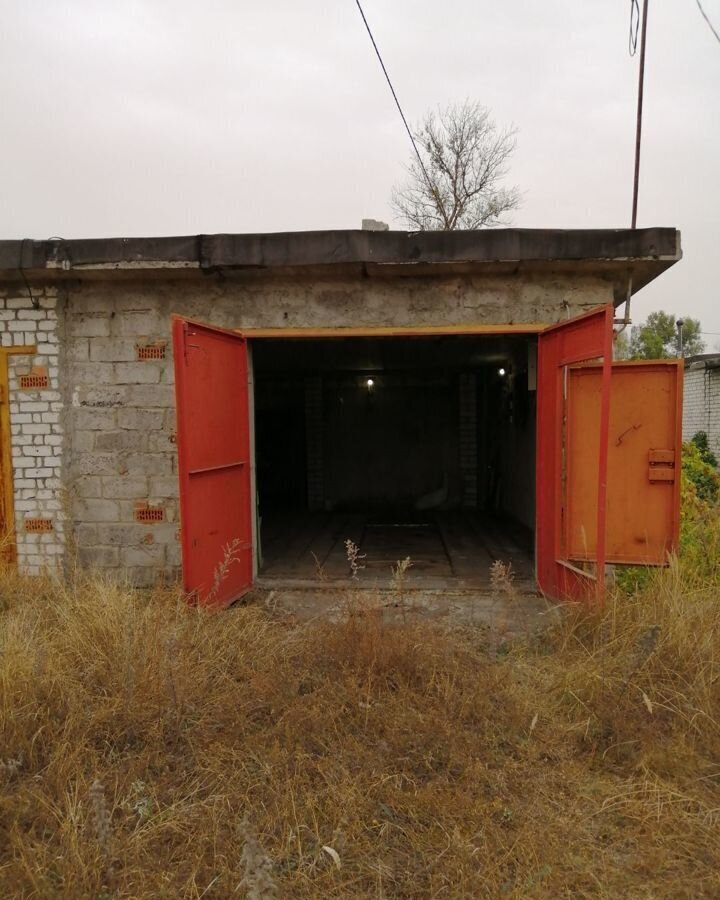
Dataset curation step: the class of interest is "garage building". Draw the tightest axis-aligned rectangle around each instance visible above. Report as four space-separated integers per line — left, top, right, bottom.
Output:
0 228 683 603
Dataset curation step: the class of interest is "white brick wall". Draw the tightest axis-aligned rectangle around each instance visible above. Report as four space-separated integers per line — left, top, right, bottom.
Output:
0 289 64 574
683 364 720 458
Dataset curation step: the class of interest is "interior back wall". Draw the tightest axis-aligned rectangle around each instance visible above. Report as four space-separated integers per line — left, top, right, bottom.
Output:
322 375 459 512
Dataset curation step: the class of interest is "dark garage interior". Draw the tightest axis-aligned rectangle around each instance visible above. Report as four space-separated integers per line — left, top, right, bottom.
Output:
251 335 537 587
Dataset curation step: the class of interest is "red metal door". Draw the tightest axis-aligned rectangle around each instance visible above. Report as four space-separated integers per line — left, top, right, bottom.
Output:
565 360 682 565
172 317 253 607
536 306 614 601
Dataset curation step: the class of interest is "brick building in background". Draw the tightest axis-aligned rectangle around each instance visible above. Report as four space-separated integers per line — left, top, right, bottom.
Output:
683 354 720 456
0 228 684 603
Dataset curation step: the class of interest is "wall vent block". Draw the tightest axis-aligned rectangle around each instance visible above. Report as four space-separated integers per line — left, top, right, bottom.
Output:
24 517 53 533
19 372 50 390
134 504 165 524
136 342 167 361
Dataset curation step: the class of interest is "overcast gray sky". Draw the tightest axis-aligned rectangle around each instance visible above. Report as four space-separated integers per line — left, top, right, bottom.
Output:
1 1 718 335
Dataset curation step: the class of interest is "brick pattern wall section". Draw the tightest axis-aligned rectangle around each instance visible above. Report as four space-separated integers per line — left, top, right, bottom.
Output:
709 371 720 458
65 275 615 585
683 369 706 440
683 367 720 457
0 288 64 574
458 373 478 508
305 376 324 511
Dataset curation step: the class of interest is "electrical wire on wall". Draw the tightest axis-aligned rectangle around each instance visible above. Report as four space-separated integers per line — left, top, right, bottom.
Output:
18 239 39 310
47 236 72 272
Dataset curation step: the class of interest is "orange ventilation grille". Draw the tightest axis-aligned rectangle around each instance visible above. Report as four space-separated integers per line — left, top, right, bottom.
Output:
24 517 53 533
19 373 50 390
136 342 167 361
134 504 165 524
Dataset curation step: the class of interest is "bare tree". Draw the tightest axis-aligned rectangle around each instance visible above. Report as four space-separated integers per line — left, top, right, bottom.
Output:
392 100 520 231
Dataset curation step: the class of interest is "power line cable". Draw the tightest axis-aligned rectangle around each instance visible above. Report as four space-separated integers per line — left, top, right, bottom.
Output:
352 0 449 226
627 327 720 336
695 0 720 43
629 0 641 54
630 0 649 228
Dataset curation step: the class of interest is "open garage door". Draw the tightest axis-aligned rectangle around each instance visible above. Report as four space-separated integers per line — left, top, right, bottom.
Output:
537 306 682 602
566 360 682 566
537 306 614 601
171 309 680 607
172 317 253 606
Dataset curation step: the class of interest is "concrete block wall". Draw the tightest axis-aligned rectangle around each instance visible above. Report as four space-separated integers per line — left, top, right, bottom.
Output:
683 366 720 457
63 273 614 584
66 307 178 587
0 287 64 574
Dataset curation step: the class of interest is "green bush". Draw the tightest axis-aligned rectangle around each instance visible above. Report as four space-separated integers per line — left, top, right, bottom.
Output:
687 431 719 498
676 441 720 583
690 430 718 466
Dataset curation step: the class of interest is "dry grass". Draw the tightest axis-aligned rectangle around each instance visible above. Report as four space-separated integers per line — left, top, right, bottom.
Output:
0 561 719 899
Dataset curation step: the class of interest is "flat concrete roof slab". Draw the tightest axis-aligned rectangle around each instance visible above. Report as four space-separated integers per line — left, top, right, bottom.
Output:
0 227 681 302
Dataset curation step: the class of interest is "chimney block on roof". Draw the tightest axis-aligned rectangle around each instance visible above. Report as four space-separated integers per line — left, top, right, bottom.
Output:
361 219 389 231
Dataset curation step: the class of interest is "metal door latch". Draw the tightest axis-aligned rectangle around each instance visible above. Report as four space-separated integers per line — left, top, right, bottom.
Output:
648 449 675 482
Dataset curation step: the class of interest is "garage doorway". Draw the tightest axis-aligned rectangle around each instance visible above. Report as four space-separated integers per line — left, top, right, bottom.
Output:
251 335 537 589
173 310 682 606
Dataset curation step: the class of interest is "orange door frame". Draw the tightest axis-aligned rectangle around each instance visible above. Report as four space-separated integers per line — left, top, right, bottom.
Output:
239 323 546 339
244 315 616 603
0 345 38 564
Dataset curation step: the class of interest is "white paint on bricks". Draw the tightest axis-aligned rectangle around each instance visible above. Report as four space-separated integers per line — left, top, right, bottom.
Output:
1 290 65 573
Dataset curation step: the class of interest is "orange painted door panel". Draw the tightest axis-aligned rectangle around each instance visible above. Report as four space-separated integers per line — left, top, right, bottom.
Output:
172 317 253 606
566 361 682 565
536 305 614 601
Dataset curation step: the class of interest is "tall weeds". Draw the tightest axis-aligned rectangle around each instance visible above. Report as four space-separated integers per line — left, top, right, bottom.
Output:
0 538 719 896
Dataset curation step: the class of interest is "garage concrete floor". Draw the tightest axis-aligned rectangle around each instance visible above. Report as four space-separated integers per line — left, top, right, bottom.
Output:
247 585 556 638
258 510 535 591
